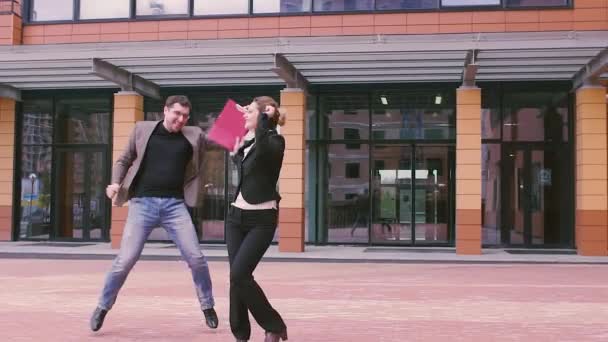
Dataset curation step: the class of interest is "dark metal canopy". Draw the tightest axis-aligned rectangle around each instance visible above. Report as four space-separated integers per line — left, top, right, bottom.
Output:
572 47 608 89
91 58 160 99
0 31 605 94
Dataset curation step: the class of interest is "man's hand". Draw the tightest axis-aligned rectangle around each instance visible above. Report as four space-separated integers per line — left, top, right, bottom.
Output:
106 183 120 200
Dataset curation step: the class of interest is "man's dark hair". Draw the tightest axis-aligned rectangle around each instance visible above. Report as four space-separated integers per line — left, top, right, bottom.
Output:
165 95 191 109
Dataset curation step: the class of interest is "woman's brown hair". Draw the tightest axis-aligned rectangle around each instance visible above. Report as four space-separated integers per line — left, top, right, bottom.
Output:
254 96 286 127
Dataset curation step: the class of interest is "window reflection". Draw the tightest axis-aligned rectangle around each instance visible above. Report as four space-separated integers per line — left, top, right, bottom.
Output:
376 0 438 10
325 144 370 243
372 91 455 140
80 0 130 19
55 98 111 144
253 0 311 13
22 100 53 145
20 146 52 239
506 0 567 6
194 0 249 15
31 0 73 21
319 94 369 141
314 0 373 11
502 91 568 142
137 0 189 16
441 0 499 6
481 143 500 245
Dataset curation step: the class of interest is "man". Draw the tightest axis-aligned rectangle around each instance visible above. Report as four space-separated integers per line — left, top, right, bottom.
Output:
90 95 218 332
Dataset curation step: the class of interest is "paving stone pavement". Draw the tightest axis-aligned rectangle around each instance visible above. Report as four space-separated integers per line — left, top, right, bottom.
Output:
1 259 608 341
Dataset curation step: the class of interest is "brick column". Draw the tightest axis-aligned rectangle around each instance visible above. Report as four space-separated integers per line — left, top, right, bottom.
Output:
0 1 21 45
0 98 15 240
110 92 143 248
575 86 608 256
278 88 306 252
455 87 482 255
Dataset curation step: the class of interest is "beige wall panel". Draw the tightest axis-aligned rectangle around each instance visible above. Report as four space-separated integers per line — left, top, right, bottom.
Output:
577 164 608 180
456 135 482 150
456 194 482 210
577 195 608 210
577 103 608 119
577 180 608 196
280 91 305 106
283 148 305 165
279 178 304 193
576 118 607 135
280 193 305 208
576 87 607 105
456 88 481 105
456 119 481 134
576 134 607 150
114 94 144 111
577 149 608 165
456 179 482 195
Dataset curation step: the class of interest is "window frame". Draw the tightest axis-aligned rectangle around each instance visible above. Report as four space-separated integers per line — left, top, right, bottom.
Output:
22 0 574 24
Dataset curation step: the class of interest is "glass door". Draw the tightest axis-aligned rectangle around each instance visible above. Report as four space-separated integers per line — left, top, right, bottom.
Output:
371 144 453 245
53 147 108 241
501 145 570 246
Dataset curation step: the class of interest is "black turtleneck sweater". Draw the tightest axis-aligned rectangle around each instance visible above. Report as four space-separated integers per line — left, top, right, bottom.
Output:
132 122 193 199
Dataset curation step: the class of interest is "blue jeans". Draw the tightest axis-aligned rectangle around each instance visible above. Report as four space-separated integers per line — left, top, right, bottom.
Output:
98 197 214 311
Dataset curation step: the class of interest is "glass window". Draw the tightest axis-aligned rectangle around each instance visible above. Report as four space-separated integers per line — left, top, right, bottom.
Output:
376 0 438 10
314 0 373 11
22 100 53 145
55 98 111 144
30 0 73 21
194 0 249 15
344 128 361 149
372 90 455 140
482 87 500 140
506 0 568 7
482 143 500 245
19 146 52 239
80 0 130 19
136 0 189 16
253 0 311 13
323 143 370 243
502 90 568 142
441 0 499 6
345 162 360 178
319 94 369 141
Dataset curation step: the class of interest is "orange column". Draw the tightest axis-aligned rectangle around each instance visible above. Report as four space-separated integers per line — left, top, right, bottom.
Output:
0 98 15 240
110 92 144 248
455 87 482 255
0 1 21 45
278 89 306 252
575 86 608 256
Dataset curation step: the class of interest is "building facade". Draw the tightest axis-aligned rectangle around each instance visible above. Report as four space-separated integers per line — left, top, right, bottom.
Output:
0 0 606 255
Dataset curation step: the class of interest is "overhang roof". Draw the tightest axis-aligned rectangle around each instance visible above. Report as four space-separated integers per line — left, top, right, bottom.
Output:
0 30 605 91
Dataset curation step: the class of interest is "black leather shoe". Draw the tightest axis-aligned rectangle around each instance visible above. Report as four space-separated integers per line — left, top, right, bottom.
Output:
264 329 288 342
90 307 108 332
203 308 218 329
235 339 248 342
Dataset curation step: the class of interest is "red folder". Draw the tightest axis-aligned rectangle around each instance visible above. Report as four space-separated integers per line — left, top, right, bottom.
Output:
207 99 247 151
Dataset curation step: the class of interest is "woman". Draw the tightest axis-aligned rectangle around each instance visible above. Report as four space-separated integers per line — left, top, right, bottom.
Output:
227 96 288 342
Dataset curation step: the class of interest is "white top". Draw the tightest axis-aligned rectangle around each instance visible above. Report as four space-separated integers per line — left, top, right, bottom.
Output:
231 137 277 210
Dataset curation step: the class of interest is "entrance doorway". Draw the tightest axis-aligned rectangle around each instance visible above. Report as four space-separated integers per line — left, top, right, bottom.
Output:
53 147 108 241
371 145 454 245
501 145 571 246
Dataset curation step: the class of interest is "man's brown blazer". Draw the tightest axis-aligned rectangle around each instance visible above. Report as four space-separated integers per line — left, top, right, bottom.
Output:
111 120 206 207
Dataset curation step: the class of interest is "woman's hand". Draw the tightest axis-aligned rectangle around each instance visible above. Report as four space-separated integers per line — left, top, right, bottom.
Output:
263 105 276 119
231 136 243 156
